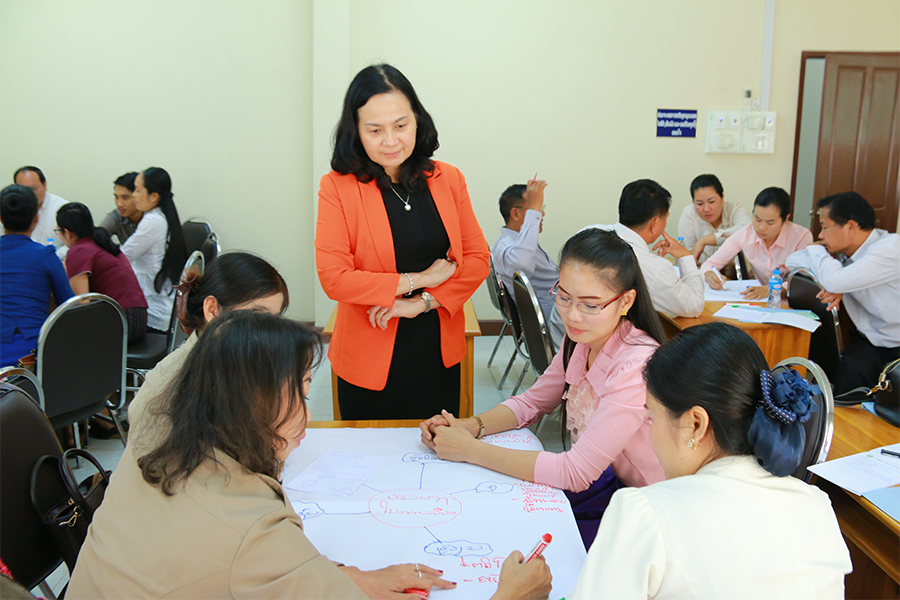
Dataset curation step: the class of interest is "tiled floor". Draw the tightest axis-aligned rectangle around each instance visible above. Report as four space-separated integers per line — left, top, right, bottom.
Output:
38 333 564 595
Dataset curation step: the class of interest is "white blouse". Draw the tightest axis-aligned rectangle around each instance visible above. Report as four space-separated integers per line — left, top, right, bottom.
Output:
677 200 751 264
571 455 851 600
122 207 172 330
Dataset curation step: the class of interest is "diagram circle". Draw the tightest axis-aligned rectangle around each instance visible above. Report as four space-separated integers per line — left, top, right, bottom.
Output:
369 489 462 528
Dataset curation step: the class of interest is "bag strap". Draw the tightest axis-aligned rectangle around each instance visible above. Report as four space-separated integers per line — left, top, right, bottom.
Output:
833 358 900 406
559 336 576 451
59 448 110 508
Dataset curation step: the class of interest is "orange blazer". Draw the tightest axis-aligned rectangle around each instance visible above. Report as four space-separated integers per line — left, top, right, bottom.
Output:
315 161 490 391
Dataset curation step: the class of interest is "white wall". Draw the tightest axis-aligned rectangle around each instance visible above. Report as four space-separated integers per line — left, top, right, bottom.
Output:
2 0 898 324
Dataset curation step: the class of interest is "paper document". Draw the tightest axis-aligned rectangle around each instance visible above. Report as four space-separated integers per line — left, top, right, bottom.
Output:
712 305 821 332
704 279 760 302
286 449 386 496
808 443 900 495
862 487 900 524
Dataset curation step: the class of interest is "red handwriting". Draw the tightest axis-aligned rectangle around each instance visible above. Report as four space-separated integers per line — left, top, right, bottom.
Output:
459 556 507 569
518 481 565 514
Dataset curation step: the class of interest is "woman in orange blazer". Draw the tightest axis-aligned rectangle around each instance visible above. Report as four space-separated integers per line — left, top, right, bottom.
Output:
316 64 490 420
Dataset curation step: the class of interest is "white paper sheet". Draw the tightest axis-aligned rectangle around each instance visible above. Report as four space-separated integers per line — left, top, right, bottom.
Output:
285 449 386 496
704 279 760 302
282 428 586 600
808 443 900 495
712 305 821 332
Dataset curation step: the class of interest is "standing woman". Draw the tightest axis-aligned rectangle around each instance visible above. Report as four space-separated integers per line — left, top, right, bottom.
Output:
122 167 187 333
316 64 490 420
421 229 666 547
56 203 148 343
678 174 750 265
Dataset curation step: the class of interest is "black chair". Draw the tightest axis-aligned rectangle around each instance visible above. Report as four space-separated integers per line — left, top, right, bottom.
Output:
787 270 843 382
497 280 531 394
772 357 836 483
733 251 750 281
513 271 556 378
126 251 205 391
183 218 220 266
486 257 514 368
0 381 64 597
37 294 129 448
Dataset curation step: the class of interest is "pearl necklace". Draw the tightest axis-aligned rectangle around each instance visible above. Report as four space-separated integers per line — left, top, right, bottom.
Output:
391 185 412 211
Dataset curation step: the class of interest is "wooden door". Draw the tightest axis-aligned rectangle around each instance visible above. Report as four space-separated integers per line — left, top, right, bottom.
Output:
811 52 900 235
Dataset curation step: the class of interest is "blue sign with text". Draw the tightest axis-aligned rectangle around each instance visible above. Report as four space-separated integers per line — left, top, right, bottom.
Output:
657 109 697 138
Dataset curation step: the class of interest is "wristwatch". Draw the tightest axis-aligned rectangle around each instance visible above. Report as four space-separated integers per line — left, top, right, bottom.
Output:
421 291 433 312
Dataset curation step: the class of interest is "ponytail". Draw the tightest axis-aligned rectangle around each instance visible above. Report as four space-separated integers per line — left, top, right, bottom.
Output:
141 167 187 293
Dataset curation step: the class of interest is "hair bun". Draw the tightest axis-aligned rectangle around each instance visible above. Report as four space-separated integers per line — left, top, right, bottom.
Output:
747 369 819 477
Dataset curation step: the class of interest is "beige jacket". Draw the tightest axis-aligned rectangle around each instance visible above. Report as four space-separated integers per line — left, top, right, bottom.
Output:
67 447 366 599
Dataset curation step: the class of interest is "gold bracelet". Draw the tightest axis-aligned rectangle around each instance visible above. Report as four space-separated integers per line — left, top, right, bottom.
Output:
472 414 485 439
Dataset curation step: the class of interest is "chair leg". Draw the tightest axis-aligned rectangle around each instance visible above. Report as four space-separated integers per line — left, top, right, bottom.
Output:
512 361 530 396
498 346 519 390
487 322 509 368
110 409 128 448
37 580 57 600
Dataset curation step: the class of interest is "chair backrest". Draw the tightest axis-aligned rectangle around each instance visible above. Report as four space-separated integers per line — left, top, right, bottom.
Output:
37 294 127 428
170 251 206 352
200 231 220 266
513 272 554 374
787 270 843 381
498 280 528 360
0 367 44 410
182 218 212 255
486 256 503 313
734 251 750 280
773 357 836 483
0 382 64 588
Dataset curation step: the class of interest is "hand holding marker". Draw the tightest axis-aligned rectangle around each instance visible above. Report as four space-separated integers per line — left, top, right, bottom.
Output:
525 533 552 562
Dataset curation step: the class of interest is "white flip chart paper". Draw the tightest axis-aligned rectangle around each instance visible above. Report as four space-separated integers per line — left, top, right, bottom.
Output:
282 427 587 600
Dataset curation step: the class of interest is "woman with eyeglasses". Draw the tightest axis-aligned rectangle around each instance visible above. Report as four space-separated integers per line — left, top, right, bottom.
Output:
421 228 666 547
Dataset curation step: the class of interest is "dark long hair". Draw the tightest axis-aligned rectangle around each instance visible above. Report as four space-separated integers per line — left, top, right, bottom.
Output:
644 322 765 458
559 228 667 345
56 202 120 256
331 64 439 193
142 167 187 293
138 311 322 495
177 252 289 335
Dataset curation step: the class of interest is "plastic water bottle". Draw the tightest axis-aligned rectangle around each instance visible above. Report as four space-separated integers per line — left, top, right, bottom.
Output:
47 237 55 247
677 236 685 246
767 267 783 309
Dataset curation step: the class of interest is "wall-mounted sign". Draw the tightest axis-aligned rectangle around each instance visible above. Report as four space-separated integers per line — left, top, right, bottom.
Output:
657 109 697 138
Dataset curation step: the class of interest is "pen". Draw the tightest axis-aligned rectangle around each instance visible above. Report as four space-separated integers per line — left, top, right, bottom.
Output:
525 533 552 563
532 172 538 183
711 266 726 285
881 449 900 458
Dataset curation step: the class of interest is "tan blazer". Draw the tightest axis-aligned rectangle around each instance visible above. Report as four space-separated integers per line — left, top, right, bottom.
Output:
67 447 366 599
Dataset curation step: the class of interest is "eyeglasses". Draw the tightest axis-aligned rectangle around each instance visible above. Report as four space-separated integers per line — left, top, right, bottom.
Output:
53 228 63 236
550 282 624 316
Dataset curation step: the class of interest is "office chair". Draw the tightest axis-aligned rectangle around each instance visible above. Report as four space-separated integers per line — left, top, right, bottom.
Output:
787 270 843 381
773 357 835 483
486 257 514 367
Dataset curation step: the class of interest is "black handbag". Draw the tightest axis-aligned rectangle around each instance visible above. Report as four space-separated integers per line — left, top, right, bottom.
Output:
30 448 111 573
834 359 900 426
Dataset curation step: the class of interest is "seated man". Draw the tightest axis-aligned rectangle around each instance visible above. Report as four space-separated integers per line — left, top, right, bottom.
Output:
0 185 73 366
586 179 704 317
491 179 565 349
99 172 142 244
11 166 69 259
786 192 899 395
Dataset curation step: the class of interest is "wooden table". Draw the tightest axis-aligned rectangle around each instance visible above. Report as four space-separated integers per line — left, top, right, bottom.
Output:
309 419 421 429
658 301 812 367
322 300 481 420
819 406 900 598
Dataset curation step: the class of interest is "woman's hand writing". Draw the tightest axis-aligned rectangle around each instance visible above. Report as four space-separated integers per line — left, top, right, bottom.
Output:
703 270 725 290
340 563 455 599
740 285 768 301
490 551 552 600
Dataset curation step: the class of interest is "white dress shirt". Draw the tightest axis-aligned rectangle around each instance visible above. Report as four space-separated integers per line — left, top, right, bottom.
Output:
571 455 851 600
585 223 704 317
122 208 173 331
786 229 900 348
677 200 751 264
492 209 565 348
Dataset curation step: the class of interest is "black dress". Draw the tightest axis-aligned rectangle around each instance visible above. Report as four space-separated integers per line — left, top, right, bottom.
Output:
336 183 461 419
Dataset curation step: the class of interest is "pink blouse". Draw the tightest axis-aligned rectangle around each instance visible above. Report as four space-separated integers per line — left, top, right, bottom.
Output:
502 321 665 492
700 221 813 282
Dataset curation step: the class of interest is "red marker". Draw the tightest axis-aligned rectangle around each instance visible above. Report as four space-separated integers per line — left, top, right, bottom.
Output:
525 533 552 562
404 589 428 598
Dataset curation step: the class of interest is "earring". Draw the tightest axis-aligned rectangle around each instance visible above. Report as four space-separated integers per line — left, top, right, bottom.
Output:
621 310 628 316
688 438 701 450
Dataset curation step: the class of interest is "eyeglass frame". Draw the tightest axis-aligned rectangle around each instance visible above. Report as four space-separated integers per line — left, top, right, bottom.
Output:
550 281 625 316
